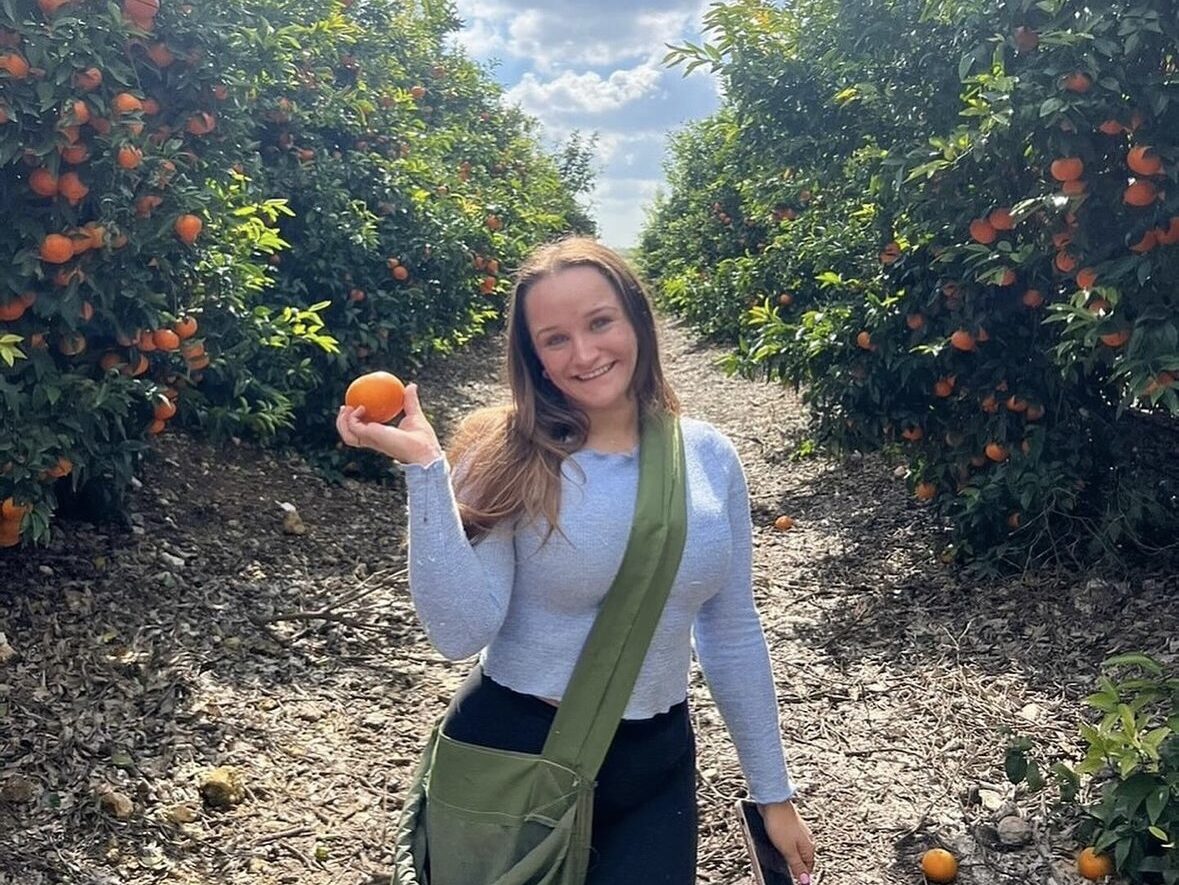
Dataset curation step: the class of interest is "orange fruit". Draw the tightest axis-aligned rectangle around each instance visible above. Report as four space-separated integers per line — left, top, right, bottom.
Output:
152 398 177 420
152 329 180 351
1100 329 1130 348
1022 289 1044 308
988 208 1015 230
773 515 795 532
778 292 794 307
29 168 59 197
392 265 409 281
1124 180 1157 206
40 234 74 264
410 85 427 100
1050 157 1084 182
1130 229 1158 253
74 67 102 91
1098 119 1123 135
147 418 166 434
1076 848 1113 880
485 214 502 232
345 371 406 423
969 218 997 244
46 456 72 478
879 241 902 263
1127 145 1162 176
1076 268 1098 290
112 92 143 115
1012 26 1038 53
174 316 198 339
906 313 925 331
984 442 1009 462
1 497 30 521
0 298 29 322
1054 251 1078 274
855 330 873 350
901 426 924 442
915 482 937 502
950 330 975 352
174 213 202 245
1062 71 1092 93
921 847 958 883
57 171 89 205
0 51 30 79
116 145 143 169
145 42 174 67
1025 403 1045 421
1007 511 1022 530
933 377 955 398
1061 179 1087 197
0 520 20 548
184 111 216 135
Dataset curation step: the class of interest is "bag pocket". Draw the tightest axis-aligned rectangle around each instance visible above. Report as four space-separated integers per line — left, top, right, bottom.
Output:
424 733 593 885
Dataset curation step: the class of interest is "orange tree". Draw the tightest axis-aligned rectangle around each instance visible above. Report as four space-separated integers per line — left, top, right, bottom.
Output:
641 0 1179 567
0 0 593 548
0 0 272 546
196 0 593 468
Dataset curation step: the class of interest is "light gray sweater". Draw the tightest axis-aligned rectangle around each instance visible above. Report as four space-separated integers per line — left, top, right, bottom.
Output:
400 416 795 803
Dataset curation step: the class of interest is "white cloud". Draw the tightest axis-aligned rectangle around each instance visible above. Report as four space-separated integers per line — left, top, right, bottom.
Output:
451 1 722 246
505 63 663 116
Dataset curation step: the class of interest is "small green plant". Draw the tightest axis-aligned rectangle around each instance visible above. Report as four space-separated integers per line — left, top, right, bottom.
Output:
1007 653 1179 883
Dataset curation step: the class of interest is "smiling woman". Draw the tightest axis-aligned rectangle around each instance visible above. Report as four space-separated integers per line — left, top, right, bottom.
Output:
336 236 815 884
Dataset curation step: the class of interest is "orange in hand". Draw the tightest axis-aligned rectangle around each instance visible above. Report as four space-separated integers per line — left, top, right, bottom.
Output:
345 371 406 424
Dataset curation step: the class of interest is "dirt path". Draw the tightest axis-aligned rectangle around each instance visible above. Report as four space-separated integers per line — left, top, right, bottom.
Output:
1 314 1176 885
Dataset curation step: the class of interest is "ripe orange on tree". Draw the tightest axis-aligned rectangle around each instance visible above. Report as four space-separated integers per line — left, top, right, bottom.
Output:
29 168 59 197
117 145 143 169
1100 329 1130 348
1127 145 1162 177
915 481 937 502
345 371 406 424
855 330 873 350
1062 71 1092 93
906 313 925 330
1124 180 1157 206
920 847 958 883
969 218 996 244
176 317 201 341
984 442 1009 462
1022 289 1044 308
1050 157 1083 182
950 329 976 352
40 234 74 264
879 240 902 263
112 92 143 115
1076 268 1098 290
1076 847 1113 880
174 213 202 245
988 207 1015 230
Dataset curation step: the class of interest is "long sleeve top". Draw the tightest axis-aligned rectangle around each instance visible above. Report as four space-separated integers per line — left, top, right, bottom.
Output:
399 415 795 803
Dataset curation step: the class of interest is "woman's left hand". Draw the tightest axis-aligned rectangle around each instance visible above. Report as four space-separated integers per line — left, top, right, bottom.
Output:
760 799 815 884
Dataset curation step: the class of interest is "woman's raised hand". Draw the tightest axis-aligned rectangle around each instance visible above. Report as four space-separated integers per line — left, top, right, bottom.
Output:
336 382 443 466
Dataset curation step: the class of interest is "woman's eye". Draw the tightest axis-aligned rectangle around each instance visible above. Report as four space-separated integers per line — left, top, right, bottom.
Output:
545 335 566 347
592 317 612 329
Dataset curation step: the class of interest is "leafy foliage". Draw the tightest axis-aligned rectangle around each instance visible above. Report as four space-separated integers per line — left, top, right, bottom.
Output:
640 0 1179 567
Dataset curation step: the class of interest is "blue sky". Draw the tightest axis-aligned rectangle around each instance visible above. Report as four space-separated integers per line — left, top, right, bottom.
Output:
450 0 722 248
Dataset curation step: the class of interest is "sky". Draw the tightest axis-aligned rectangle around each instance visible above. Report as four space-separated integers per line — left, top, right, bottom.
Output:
450 0 722 249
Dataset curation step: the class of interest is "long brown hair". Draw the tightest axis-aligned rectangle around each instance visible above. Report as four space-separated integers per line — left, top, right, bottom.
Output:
447 237 680 540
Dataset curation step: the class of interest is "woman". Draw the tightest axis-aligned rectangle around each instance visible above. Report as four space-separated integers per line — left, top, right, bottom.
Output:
337 237 815 884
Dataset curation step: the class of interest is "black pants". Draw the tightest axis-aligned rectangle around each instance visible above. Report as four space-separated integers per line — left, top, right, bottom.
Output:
440 666 698 884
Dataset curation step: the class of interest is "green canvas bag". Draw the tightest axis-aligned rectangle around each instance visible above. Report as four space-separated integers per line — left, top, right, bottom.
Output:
391 412 688 885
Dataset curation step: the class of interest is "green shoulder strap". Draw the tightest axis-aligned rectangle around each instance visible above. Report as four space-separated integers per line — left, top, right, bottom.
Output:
540 411 688 780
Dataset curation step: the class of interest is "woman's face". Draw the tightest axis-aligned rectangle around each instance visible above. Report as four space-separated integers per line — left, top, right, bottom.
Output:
523 265 639 419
